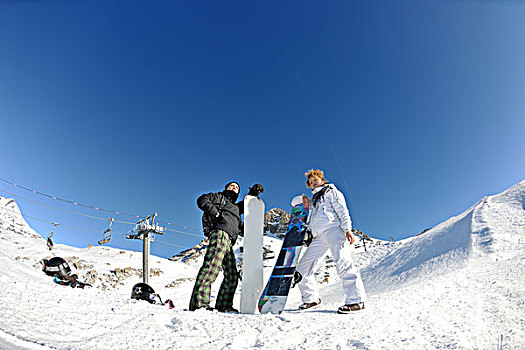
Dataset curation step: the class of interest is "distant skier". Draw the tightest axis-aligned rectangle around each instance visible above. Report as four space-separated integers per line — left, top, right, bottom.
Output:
189 181 262 313
296 169 367 314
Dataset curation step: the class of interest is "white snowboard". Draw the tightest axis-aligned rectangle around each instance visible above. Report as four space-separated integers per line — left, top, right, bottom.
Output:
240 194 265 314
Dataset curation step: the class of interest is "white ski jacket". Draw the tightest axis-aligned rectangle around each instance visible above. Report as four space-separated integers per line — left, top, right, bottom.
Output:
308 184 352 236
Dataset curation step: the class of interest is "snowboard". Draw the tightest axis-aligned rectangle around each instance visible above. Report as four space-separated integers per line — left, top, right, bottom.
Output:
258 195 309 314
240 194 265 314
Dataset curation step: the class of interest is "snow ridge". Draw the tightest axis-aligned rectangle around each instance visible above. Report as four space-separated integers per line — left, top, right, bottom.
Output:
362 180 525 294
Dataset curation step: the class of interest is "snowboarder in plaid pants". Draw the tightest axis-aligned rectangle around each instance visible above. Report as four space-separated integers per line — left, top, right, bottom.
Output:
189 229 239 311
189 181 244 312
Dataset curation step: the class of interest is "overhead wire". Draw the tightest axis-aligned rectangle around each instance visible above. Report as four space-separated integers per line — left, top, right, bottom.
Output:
0 187 203 239
0 178 142 218
154 240 189 249
0 188 135 225
0 205 121 234
0 177 203 232
0 179 207 252
0 205 196 251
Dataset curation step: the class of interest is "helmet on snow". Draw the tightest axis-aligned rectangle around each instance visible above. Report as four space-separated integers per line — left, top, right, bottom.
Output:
42 257 71 278
131 283 158 304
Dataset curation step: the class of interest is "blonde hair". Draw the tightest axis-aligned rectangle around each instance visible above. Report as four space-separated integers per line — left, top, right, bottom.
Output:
304 169 327 188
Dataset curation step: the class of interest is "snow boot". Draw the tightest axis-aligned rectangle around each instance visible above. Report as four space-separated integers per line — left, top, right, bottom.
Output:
189 305 215 311
217 307 239 314
337 302 365 314
263 246 275 260
298 299 321 310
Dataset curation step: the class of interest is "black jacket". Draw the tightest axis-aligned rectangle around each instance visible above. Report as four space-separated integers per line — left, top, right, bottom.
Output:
197 191 244 243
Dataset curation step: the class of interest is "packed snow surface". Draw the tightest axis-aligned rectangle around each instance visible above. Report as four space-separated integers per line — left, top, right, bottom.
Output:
0 180 524 349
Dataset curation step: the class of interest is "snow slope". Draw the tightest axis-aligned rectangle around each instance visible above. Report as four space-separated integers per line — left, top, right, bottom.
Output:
0 180 524 349
361 180 525 295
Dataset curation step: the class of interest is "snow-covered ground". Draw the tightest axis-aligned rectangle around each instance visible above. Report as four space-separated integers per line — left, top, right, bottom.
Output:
0 180 524 349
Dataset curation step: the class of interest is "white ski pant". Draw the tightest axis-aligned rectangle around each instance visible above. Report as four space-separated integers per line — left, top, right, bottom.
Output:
296 225 367 305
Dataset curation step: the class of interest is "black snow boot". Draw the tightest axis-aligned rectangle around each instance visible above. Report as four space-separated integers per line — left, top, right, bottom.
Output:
216 307 239 314
337 302 365 314
298 299 321 310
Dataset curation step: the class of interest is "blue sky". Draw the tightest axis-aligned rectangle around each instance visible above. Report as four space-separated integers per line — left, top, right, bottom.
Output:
1 1 524 258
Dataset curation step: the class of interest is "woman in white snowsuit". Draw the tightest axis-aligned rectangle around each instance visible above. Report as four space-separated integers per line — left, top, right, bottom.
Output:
296 169 367 314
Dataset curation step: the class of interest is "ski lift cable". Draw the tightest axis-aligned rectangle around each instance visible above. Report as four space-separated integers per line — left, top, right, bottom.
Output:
154 239 191 249
0 188 136 225
0 206 114 233
0 178 203 232
24 211 192 249
0 192 202 239
163 227 203 238
1 187 204 235
157 220 202 232
0 206 198 251
0 178 142 218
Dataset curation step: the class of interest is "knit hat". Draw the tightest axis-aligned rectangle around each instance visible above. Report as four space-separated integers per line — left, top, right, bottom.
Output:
224 181 240 193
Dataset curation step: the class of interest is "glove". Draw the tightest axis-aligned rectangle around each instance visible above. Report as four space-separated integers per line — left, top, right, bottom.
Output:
208 206 220 219
239 222 244 237
291 271 302 288
303 229 313 247
248 184 264 197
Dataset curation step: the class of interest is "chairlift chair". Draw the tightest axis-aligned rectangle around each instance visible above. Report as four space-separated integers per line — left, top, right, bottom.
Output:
98 218 114 245
47 223 59 250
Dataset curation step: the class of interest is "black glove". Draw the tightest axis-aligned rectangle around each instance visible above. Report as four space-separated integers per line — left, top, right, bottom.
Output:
248 184 264 197
208 206 220 219
303 229 313 247
239 222 244 237
291 271 302 288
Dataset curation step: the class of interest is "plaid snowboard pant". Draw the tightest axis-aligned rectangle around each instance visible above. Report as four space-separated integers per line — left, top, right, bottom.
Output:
189 230 239 311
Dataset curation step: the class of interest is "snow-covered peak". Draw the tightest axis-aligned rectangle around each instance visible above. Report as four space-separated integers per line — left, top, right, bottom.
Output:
0 195 41 240
360 179 525 294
